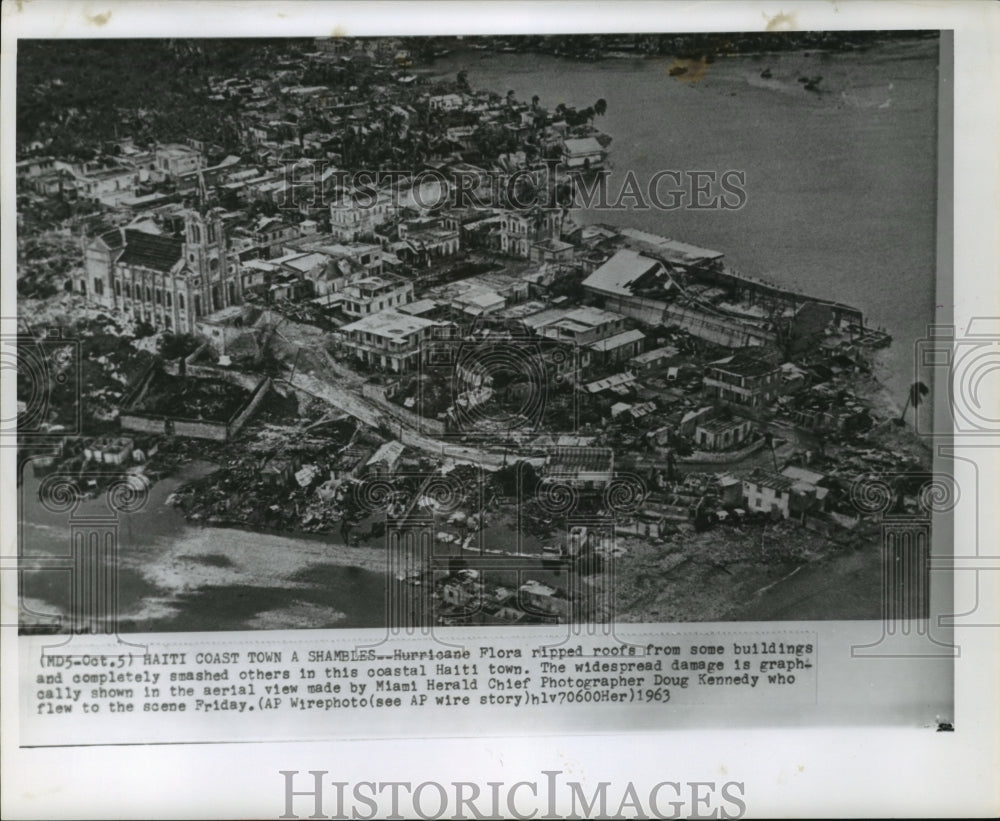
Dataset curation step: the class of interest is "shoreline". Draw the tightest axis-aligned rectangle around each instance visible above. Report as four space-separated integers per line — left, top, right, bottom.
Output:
155 520 395 575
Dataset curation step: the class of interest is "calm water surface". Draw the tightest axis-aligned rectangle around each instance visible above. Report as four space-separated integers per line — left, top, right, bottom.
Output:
432 39 940 403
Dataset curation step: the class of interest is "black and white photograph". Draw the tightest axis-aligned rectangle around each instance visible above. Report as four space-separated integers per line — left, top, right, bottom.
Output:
2 1 997 819
14 29 946 633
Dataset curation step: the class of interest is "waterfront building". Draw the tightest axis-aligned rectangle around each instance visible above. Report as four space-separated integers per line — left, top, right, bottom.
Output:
582 248 673 324
562 136 606 171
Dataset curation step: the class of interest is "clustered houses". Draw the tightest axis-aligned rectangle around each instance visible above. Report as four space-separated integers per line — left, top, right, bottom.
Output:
20 38 906 625
62 41 628 337
18 139 209 208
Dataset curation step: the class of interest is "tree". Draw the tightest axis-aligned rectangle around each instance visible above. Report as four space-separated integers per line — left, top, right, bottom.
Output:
457 70 469 92
665 448 678 483
531 94 540 110
672 436 693 458
763 431 778 471
493 460 539 500
594 98 607 117
897 380 930 426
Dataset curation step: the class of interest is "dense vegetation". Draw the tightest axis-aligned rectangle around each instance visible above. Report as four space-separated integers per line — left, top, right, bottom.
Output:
18 32 935 161
17 38 308 158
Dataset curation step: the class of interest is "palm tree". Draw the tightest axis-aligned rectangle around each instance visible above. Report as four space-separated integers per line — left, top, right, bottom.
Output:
897 380 930 426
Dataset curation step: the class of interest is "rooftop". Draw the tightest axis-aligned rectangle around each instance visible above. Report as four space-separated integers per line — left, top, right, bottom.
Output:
696 415 749 434
744 469 795 493
398 299 439 316
350 275 399 291
156 142 201 157
709 352 781 378
97 228 125 249
280 252 331 272
521 308 571 330
118 230 183 272
589 328 646 352
545 446 614 474
585 372 636 394
533 237 575 253
563 306 625 327
563 137 604 155
780 465 826 486
583 249 666 296
630 345 679 364
454 287 505 312
83 165 135 181
341 309 438 338
619 228 724 265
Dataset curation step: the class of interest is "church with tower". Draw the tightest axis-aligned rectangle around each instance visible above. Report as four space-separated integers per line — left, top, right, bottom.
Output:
83 204 243 334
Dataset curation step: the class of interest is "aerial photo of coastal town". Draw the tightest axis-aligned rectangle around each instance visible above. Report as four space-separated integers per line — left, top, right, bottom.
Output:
15 31 942 633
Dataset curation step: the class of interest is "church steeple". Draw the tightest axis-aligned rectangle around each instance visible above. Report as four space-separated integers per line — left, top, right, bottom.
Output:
183 207 225 277
183 206 239 314
196 169 210 211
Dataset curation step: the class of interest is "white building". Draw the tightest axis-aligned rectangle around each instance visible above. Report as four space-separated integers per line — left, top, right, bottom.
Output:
154 143 204 178
340 309 453 373
562 137 606 171
341 276 414 318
